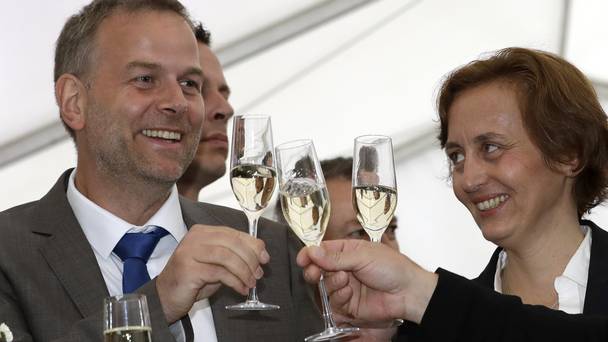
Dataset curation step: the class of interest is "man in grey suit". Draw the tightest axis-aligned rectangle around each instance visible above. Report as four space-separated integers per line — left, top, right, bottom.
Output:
0 0 320 341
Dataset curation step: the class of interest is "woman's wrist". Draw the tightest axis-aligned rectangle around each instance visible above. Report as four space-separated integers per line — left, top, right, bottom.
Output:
399 257 438 324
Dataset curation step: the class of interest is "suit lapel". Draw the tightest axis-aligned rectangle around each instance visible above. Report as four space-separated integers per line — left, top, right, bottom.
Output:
582 220 608 315
473 247 501 288
32 170 109 318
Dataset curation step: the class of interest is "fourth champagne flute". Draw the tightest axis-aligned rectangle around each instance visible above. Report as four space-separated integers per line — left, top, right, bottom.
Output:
276 139 359 341
226 115 279 311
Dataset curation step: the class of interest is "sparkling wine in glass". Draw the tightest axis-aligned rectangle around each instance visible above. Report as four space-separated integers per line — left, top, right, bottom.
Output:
103 294 152 342
276 139 359 341
226 115 280 311
352 135 398 243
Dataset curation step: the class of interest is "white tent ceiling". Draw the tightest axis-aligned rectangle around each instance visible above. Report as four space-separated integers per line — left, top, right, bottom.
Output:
1 0 607 277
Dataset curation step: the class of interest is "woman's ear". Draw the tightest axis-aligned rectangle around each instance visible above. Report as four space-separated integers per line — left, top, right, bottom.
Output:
55 74 87 133
555 157 582 178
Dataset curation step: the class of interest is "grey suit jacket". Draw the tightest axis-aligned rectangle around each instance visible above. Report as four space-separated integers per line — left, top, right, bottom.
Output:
0 170 322 341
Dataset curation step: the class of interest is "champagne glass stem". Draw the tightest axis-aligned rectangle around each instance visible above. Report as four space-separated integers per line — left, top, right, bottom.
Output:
248 214 259 237
226 211 279 310
247 214 260 302
247 286 260 302
368 227 404 327
318 274 338 329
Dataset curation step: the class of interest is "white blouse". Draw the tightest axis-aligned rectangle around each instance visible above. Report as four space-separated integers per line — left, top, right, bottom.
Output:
493 225 592 314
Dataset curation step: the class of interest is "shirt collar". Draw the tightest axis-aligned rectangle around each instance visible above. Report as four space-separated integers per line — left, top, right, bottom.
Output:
560 224 591 288
66 169 187 259
494 248 508 293
493 225 592 292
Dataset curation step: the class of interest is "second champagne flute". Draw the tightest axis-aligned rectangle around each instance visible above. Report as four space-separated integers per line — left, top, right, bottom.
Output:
226 115 279 311
276 139 359 341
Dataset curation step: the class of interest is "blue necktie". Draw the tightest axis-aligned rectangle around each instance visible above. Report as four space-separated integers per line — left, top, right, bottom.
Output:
113 227 169 293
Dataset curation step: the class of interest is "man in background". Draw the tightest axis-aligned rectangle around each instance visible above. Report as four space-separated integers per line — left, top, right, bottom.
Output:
178 23 234 200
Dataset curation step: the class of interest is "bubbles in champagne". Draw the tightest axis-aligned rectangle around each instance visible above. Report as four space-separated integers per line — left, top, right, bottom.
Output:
282 177 319 196
280 178 330 246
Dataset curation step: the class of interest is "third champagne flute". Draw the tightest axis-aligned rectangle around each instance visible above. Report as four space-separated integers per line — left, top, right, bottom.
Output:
276 139 359 341
226 115 279 311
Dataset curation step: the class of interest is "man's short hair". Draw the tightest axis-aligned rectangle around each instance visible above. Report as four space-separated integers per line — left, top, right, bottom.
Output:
321 157 353 181
193 22 211 46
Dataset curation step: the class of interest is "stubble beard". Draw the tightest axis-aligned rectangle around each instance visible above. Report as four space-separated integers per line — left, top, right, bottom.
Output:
86 102 199 193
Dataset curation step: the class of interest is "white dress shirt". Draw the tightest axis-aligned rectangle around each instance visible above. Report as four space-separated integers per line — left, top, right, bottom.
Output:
67 169 217 342
494 225 592 314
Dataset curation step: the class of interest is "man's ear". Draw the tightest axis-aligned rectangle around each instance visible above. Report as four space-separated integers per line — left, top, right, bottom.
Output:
55 74 87 132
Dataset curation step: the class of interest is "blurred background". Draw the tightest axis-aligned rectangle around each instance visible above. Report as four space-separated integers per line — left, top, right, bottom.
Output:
1 0 607 278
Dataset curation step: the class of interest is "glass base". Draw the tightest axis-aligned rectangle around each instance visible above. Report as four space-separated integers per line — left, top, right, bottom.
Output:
304 327 360 341
225 300 280 311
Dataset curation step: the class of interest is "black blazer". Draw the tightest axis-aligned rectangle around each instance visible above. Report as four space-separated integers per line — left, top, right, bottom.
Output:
396 269 608 342
474 219 608 315
395 220 608 341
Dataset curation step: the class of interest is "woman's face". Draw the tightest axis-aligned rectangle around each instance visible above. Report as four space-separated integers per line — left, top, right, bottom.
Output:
445 81 575 248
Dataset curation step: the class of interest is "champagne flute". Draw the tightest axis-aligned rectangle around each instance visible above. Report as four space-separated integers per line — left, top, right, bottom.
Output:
276 139 359 341
352 135 397 243
103 294 151 342
352 135 402 327
226 115 280 311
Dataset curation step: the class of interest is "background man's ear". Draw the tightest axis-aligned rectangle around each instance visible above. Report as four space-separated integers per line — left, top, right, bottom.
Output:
55 74 87 132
